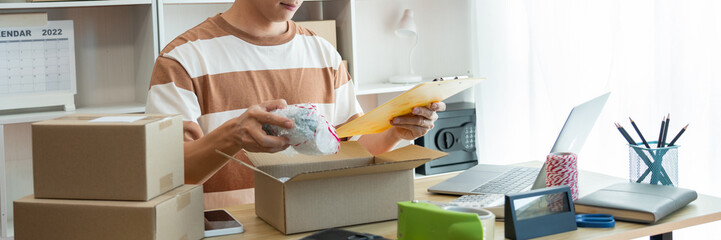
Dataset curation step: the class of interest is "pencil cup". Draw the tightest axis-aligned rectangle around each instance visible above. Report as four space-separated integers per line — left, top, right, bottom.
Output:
545 152 579 201
629 142 678 187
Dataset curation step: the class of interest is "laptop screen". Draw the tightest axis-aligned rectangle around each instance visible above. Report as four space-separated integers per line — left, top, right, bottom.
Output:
549 92 610 154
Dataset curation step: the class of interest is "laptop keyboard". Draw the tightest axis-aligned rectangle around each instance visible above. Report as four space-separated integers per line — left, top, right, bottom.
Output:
470 167 539 194
451 194 506 208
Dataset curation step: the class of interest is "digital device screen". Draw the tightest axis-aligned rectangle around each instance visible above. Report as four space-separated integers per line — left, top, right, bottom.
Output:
512 192 570 221
205 210 242 231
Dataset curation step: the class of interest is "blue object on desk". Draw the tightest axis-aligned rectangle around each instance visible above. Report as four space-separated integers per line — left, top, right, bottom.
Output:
576 214 615 228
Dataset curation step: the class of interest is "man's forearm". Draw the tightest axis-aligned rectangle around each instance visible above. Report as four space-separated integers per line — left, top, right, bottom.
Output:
183 130 239 184
357 129 403 155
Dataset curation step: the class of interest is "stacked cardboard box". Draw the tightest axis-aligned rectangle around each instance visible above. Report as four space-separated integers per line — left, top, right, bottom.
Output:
13 114 204 240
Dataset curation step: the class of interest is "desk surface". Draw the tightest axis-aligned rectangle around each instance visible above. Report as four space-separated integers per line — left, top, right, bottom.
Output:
211 162 721 240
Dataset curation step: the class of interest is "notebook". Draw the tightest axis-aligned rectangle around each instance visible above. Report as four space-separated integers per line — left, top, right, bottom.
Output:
429 92 611 201
574 182 697 223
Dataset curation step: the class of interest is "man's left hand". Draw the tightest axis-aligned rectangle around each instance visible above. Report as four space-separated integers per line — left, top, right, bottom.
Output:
389 102 446 140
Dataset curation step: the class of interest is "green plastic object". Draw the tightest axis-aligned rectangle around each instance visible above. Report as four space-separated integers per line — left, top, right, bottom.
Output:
397 201 483 240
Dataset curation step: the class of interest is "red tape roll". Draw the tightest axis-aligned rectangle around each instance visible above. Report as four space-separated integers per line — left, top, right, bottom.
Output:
545 152 579 201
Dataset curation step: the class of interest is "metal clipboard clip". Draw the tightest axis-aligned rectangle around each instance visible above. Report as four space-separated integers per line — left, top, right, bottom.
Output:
433 75 469 82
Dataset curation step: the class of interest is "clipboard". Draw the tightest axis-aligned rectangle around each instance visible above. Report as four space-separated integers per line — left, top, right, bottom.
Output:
337 78 484 138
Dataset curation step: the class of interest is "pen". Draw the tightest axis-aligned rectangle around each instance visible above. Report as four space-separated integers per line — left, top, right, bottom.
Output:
657 117 665 148
629 117 650 149
667 124 688 146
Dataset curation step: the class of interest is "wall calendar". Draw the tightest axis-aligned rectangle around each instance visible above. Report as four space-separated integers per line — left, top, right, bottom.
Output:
0 20 76 111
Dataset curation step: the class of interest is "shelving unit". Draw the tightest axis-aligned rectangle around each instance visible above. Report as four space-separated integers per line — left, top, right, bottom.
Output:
0 0 158 237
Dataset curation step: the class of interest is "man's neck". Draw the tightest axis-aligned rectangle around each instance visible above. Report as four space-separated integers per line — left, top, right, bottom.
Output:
222 2 288 37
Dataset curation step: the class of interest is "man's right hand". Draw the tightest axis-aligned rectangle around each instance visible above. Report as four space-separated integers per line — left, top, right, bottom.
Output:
218 99 294 153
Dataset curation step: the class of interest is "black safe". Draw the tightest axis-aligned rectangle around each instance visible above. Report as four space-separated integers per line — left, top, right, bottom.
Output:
414 102 477 175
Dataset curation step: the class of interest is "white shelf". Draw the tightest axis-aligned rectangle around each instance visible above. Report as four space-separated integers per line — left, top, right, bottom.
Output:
0 0 151 9
161 0 231 5
356 82 418 96
0 103 145 125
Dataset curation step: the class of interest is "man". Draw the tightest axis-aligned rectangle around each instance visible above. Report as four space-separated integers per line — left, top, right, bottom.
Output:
146 0 445 209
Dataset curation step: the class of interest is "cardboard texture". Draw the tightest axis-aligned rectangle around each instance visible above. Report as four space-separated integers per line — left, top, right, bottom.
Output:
13 185 204 240
296 20 337 49
32 114 184 201
239 141 448 234
0 12 47 28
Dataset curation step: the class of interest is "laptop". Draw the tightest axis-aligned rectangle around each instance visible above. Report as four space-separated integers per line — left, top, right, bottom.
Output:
428 92 610 198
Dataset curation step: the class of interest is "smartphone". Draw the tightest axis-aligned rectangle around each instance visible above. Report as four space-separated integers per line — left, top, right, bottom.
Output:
204 209 244 237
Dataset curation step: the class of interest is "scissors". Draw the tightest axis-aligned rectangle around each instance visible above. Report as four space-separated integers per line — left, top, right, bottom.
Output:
576 214 615 228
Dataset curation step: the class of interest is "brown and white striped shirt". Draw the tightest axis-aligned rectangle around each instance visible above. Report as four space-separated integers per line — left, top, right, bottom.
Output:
146 15 362 208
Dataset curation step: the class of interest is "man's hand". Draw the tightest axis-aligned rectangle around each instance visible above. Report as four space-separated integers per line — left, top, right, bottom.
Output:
218 99 294 153
389 102 446 140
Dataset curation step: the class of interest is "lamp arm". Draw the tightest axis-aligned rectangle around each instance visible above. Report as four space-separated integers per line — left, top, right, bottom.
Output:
408 33 418 74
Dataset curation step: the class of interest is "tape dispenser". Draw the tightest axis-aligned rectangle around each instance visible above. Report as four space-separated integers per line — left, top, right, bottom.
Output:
397 200 494 240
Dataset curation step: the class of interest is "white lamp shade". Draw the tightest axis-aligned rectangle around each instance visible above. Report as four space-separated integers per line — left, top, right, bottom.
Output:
395 9 417 37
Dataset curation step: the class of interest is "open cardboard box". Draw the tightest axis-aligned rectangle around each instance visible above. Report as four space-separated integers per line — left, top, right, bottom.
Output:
220 141 447 234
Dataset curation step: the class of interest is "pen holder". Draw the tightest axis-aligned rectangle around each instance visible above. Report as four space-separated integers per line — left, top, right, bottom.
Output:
629 142 679 187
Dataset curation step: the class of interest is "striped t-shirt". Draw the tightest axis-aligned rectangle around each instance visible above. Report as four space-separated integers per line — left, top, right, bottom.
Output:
145 15 363 206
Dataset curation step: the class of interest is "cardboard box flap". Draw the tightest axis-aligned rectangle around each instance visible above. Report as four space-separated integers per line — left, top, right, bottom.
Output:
286 158 430 183
216 150 281 182
222 142 445 184
374 144 448 164
33 114 177 126
255 156 373 179
244 141 372 167
243 141 374 179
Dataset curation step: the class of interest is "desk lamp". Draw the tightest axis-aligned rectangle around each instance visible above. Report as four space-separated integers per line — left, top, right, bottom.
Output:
389 9 422 84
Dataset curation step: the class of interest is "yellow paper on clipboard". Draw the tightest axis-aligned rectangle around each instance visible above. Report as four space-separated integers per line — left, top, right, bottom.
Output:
336 78 484 138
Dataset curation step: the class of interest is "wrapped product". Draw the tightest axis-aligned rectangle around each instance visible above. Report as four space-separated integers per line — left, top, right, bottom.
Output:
262 104 340 155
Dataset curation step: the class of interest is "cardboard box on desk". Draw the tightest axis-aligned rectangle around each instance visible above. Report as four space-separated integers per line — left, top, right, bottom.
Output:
32 114 184 201
240 141 448 234
14 185 204 240
296 20 337 49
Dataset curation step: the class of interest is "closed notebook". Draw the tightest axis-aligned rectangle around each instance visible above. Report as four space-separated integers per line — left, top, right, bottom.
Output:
574 182 697 224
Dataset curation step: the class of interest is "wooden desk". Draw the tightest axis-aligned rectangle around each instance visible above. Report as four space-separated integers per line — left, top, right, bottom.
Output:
212 164 721 240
